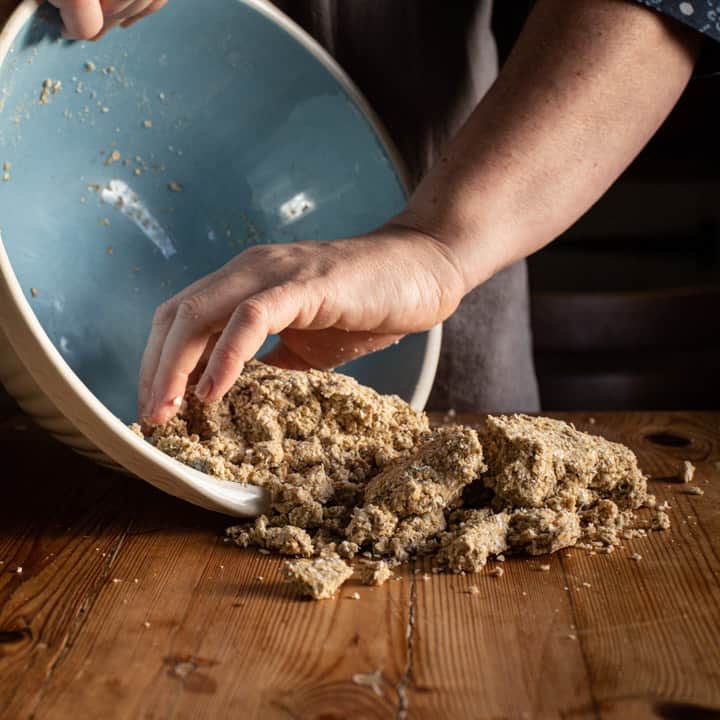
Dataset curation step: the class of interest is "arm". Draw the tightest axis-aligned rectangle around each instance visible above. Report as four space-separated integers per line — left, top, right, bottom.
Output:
400 0 702 289
139 0 702 424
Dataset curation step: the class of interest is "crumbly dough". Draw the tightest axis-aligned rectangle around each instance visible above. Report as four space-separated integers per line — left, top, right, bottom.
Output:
283 553 354 599
681 460 695 484
357 560 394 586
145 364 665 599
482 414 647 511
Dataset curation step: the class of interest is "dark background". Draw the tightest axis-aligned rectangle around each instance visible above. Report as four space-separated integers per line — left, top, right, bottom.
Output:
493 2 720 410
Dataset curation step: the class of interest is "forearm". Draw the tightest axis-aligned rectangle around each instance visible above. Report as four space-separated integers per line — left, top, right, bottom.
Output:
399 0 702 291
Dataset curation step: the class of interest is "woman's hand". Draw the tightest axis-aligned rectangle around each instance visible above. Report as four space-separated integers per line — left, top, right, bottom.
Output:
138 225 467 425
50 0 167 40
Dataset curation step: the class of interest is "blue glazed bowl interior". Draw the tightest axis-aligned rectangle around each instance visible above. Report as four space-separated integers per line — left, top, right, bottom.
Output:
0 0 433 423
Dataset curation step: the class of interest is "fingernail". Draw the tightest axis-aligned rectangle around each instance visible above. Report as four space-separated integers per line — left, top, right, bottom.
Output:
195 375 213 401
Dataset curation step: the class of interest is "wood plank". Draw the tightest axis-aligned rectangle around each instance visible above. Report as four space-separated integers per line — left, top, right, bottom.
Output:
0 411 718 719
0 415 133 719
0 415 411 719
407 412 720 720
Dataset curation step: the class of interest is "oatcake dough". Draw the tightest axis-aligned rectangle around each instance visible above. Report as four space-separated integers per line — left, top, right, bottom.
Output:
283 553 354 599
144 363 666 600
357 559 394 587
482 414 647 511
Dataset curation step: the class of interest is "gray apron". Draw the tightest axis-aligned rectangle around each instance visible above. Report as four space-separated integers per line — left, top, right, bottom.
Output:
274 0 540 412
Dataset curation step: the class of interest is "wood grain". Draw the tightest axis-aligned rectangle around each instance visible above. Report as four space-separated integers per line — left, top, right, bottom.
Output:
1 410 718 719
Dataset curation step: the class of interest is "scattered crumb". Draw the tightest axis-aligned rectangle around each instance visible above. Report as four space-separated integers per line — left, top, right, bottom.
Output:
104 149 121 166
465 585 480 595
567 634 577 641
488 566 504 577
630 553 642 561
39 79 52 104
2 172 9 182
680 461 695 484
538 564 551 572
112 578 122 584
16 566 22 574
348 591 361 600
352 669 383 697
588 417 596 425
283 554 353 600
106 246 113 255
651 509 671 531
143 621 151 629
684 486 704 496
582 582 591 588
30 287 38 298
168 181 183 193
85 61 96 72
143 119 153 129
358 560 393 587
3 161 10 171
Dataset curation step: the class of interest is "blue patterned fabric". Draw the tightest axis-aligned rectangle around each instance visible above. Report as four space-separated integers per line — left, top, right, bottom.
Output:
632 1 720 42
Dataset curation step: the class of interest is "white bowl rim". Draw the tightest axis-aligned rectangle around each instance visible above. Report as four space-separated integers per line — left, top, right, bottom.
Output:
0 0 442 515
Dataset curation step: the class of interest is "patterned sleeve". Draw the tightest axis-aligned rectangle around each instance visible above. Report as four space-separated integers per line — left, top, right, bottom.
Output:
630 1 720 42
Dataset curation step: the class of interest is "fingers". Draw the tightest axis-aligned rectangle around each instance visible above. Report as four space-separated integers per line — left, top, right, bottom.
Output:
137 269 227 418
51 0 104 40
121 0 167 27
51 0 165 39
144 272 270 424
196 284 306 404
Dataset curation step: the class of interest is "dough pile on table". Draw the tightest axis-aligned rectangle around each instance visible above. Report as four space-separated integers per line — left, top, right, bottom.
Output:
139 361 667 600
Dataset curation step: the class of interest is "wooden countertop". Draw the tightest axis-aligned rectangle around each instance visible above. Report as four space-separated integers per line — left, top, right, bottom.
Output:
0 410 718 719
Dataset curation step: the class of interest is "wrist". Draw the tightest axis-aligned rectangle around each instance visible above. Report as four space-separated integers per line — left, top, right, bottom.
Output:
391 196 513 295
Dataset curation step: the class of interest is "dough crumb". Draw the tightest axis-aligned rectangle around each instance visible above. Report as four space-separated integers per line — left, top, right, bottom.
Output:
352 669 383 696
104 149 121 166
39 79 54 104
357 560 393 587
680 461 695 484
283 554 353 599
683 486 704 496
488 566 504 577
168 181 183 192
